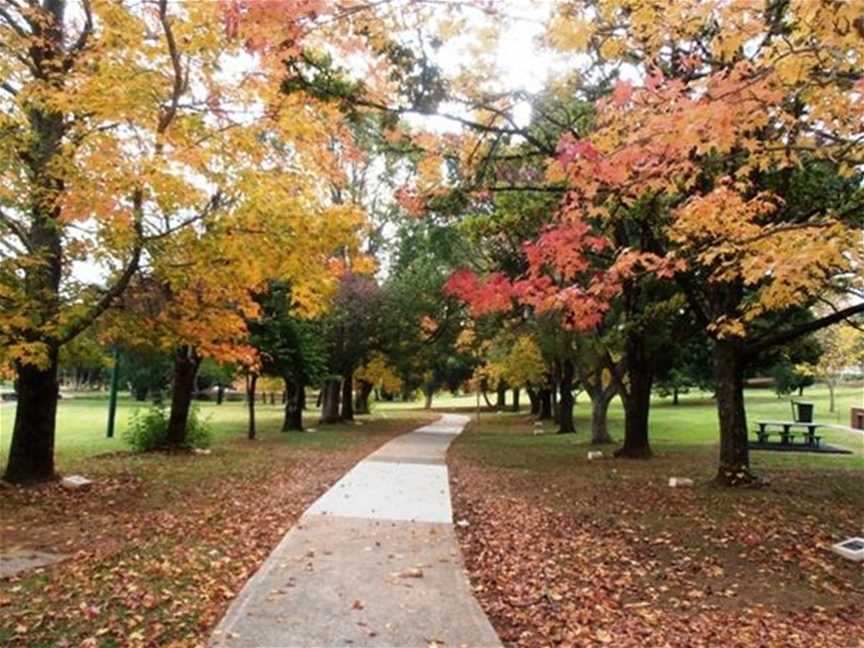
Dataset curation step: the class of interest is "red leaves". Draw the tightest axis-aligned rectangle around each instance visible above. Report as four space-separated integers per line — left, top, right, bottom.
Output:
444 269 517 317
446 220 620 331
556 134 600 168
611 80 634 107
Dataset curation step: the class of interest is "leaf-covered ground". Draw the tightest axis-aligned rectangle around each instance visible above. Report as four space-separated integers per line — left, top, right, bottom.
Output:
449 414 863 647
0 414 431 647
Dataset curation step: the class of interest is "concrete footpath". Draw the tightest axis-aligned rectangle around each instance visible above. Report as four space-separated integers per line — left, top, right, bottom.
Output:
210 414 501 648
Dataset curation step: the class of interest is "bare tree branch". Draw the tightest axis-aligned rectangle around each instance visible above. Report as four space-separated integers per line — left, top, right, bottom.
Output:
64 0 93 69
56 190 145 346
745 301 864 360
0 207 31 250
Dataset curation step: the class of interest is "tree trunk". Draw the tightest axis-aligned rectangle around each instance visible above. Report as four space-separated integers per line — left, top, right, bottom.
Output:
320 378 341 424
3 350 61 484
557 360 576 434
614 333 653 458
341 371 354 421
828 382 836 413
299 384 306 410
713 339 755 485
511 387 520 413
527 387 539 415
551 380 560 423
424 388 434 410
495 383 506 410
3 6 68 485
246 373 258 440
481 386 494 409
216 384 225 405
589 391 614 444
282 379 303 432
133 386 148 402
539 388 553 420
166 347 201 448
673 387 679 406
355 380 373 415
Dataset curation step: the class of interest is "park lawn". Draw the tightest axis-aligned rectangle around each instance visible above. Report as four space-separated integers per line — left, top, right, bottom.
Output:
0 403 435 647
0 395 421 469
448 405 863 648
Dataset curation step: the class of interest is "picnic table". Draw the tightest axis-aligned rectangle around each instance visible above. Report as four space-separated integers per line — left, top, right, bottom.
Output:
755 420 823 448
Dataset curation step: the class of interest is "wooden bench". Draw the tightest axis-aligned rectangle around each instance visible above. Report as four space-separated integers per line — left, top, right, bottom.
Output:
755 421 822 448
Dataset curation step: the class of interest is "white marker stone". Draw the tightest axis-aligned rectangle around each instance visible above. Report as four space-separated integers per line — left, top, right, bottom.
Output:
668 477 694 488
587 451 603 460
61 475 92 490
831 537 864 562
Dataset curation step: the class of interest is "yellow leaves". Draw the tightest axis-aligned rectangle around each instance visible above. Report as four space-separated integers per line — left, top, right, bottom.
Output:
599 38 625 60
547 14 593 53
708 316 747 341
416 154 445 191
474 333 547 389
667 178 856 335
805 324 864 380
357 353 402 393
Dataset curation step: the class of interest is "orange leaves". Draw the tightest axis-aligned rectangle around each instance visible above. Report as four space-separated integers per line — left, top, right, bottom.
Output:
220 0 326 52
539 1 864 342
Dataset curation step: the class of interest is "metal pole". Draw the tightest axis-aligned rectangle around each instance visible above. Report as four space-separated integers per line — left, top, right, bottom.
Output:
107 347 120 438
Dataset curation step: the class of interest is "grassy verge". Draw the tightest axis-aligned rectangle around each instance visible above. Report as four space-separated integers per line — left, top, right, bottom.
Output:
0 408 434 647
449 412 863 647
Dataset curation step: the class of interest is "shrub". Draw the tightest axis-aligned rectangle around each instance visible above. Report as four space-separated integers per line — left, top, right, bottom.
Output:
185 407 212 449
124 405 212 452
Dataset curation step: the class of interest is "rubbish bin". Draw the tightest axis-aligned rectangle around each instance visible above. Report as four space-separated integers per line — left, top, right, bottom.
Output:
792 401 814 423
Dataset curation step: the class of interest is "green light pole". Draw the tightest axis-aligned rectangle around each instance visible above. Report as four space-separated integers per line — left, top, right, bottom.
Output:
106 347 120 438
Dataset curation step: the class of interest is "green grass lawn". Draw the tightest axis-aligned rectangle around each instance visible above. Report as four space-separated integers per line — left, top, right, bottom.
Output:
0 394 422 473
452 385 863 474
1 384 861 472
422 384 864 471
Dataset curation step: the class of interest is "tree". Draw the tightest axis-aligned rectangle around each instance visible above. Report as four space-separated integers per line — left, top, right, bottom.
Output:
317 272 382 423
0 0 414 482
58 329 111 391
543 0 864 484
355 354 401 414
383 218 473 407
248 283 327 433
799 324 864 413
655 327 715 405
197 360 238 405
118 347 173 403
